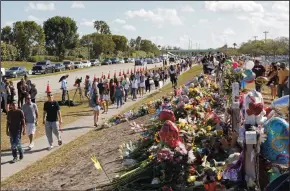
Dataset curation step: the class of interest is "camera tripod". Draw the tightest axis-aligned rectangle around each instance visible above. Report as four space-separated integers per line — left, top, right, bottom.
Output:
72 84 84 103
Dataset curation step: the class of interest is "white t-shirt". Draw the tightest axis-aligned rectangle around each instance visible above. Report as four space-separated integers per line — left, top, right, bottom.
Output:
131 79 138 88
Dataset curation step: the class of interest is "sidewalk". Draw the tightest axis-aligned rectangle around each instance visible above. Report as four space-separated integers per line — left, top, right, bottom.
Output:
1 67 189 181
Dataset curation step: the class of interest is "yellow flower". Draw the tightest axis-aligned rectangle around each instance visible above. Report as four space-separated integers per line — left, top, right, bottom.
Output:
187 176 196 183
206 126 212 131
148 155 153 160
154 132 160 143
217 171 222 180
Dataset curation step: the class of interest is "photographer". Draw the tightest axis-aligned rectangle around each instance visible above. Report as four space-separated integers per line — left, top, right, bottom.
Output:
61 75 68 103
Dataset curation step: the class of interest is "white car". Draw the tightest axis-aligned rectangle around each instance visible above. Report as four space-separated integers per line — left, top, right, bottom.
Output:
82 60 91 68
118 59 125 64
74 61 84 69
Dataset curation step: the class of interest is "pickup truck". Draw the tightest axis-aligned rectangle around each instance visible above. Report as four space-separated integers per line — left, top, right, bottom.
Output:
32 60 55 75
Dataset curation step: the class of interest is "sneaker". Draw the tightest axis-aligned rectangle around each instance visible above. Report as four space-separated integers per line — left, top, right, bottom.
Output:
48 145 54 151
58 140 62 146
11 157 18 163
19 154 24 160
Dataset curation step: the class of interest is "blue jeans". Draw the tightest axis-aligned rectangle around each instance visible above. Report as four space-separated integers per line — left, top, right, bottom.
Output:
10 130 23 158
116 96 123 107
278 84 289 97
131 88 137 100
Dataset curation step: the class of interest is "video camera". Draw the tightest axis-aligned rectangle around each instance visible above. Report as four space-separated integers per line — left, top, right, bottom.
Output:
74 77 82 87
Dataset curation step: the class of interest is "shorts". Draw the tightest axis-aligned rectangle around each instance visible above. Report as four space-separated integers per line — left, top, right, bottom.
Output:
94 105 101 111
103 94 110 101
26 123 36 135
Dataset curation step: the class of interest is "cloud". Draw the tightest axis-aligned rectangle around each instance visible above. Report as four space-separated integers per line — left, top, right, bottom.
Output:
179 34 189 41
113 18 126 24
27 15 41 22
80 19 94 27
125 8 183 27
71 2 85 9
122 24 136 31
180 5 195 12
223 28 236 36
204 1 264 13
272 1 289 13
25 2 55 11
198 19 208 24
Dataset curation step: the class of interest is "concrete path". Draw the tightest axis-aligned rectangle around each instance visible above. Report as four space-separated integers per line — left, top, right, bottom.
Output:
12 62 164 100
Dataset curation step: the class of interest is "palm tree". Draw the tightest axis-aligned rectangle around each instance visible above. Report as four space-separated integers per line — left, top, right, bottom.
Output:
94 21 101 33
233 43 237 49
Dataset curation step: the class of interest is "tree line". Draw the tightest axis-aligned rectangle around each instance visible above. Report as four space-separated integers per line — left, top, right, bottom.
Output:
1 16 162 62
218 37 289 57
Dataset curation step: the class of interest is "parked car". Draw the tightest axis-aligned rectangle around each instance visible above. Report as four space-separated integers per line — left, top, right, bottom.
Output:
63 60 74 70
74 61 84 69
111 58 120 64
82 60 91 68
54 63 65 72
169 57 175 62
146 58 154 64
90 59 100 66
124 58 130 63
101 59 112 65
130 58 135 63
118 59 125 64
135 59 147 66
32 60 55 75
5 66 28 78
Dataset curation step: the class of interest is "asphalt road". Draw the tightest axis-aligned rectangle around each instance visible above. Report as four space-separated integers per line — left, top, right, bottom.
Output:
12 62 164 100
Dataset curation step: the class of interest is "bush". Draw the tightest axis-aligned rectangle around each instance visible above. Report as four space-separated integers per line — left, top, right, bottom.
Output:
1 42 18 61
28 55 78 62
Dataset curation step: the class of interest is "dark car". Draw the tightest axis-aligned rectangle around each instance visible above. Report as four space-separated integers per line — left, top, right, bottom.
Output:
63 61 74 70
169 57 175 62
54 63 65 72
111 58 119 64
135 59 147 66
146 58 154 64
102 59 112 65
5 66 28 78
124 58 129 63
32 60 55 75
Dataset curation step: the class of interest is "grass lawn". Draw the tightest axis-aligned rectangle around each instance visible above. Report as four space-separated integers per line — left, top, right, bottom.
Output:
1 64 203 188
1 61 35 70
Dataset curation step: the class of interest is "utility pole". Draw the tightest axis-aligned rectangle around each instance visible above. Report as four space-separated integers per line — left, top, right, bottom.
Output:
263 31 269 42
253 36 258 41
253 36 258 57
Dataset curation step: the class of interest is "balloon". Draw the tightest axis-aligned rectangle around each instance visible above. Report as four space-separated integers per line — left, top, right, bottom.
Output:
261 117 289 164
245 60 254 70
232 62 238 69
271 95 289 116
256 76 269 85
243 69 256 83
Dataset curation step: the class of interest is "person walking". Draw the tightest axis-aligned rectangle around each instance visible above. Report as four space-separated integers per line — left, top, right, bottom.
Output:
122 74 130 102
169 65 177 88
43 93 63 150
29 83 37 103
6 100 25 163
90 80 100 127
131 75 138 101
277 62 289 97
5 80 11 112
22 95 38 149
9 81 16 109
97 78 104 99
84 75 92 100
109 79 115 104
252 60 265 92
266 63 279 100
102 80 109 114
145 75 151 93
115 81 124 109
153 71 160 89
17 78 28 108
139 72 146 97
24 75 32 93
61 75 68 104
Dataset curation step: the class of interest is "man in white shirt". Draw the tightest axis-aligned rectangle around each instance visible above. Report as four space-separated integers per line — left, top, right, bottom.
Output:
61 75 68 103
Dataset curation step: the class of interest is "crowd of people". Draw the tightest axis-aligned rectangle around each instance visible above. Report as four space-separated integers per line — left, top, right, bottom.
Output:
82 62 193 127
1 59 195 163
200 52 289 98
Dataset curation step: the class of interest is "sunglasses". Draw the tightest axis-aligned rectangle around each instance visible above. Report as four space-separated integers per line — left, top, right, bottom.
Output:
47 94 53 97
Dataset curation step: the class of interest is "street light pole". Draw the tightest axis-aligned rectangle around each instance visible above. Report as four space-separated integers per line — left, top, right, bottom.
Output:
253 36 258 57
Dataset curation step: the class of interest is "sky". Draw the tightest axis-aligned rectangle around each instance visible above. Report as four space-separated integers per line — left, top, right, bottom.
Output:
1 1 289 49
